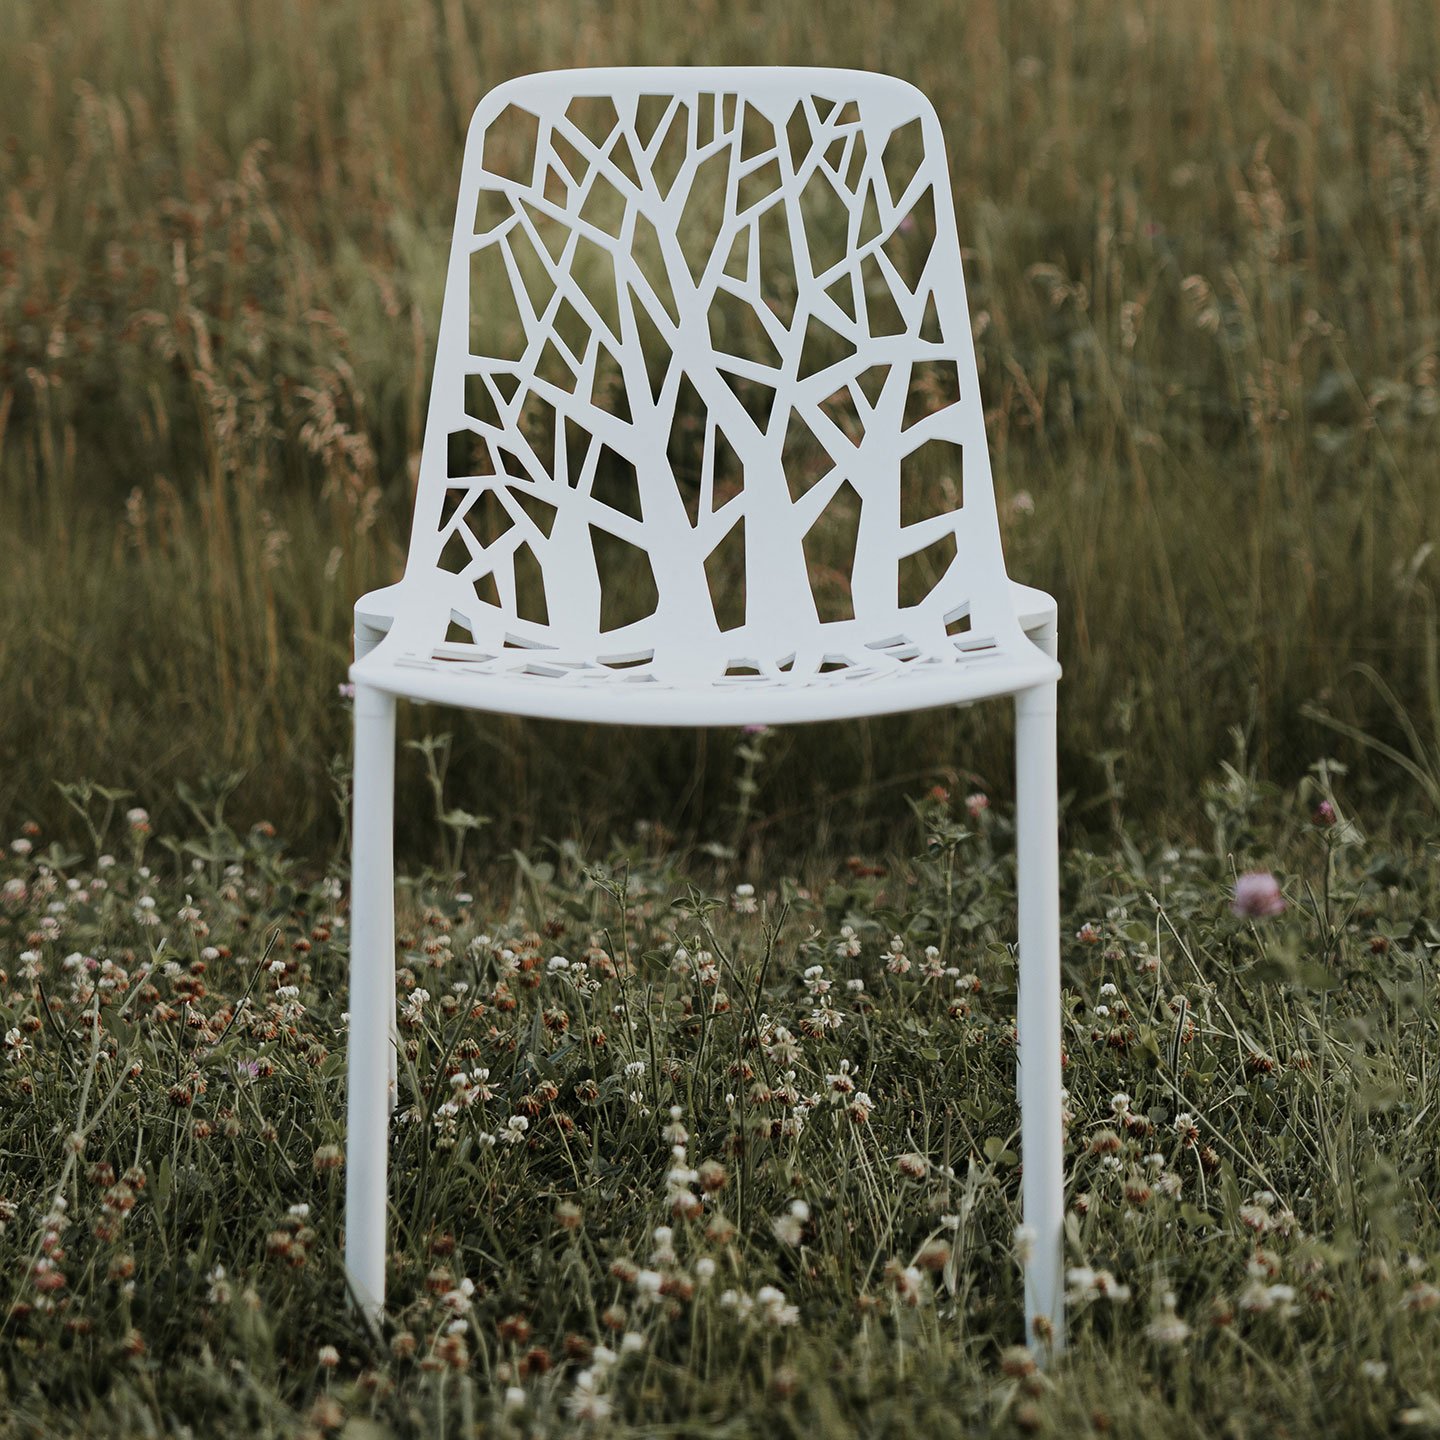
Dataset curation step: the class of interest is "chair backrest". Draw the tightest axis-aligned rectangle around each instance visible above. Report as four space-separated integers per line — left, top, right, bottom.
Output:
393 67 1021 686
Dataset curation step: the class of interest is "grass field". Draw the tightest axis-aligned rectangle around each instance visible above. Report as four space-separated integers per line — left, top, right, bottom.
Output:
2 0 1440 1434
2 0 1438 852
3 760 1440 1437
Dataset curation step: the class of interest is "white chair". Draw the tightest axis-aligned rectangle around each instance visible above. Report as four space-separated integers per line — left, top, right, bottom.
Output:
346 67 1065 1351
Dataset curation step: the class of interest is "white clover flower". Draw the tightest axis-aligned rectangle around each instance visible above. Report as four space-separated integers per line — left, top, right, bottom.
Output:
756 1284 799 1326
1146 1293 1191 1345
207 1265 232 1306
772 1211 804 1246
1066 1266 1131 1303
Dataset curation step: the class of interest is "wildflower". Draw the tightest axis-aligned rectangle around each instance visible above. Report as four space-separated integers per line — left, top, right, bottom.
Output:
1066 1267 1131 1304
1013 1224 1036 1265
10 838 32 857
847 1092 874 1124
204 1265 232 1306
500 1115 529 1144
126 808 150 833
1124 1175 1152 1206
1076 922 1101 944
999 1345 1037 1378
802 964 830 996
1313 800 1337 826
1360 1359 1387 1381
317 1344 340 1368
772 1200 809 1246
885 936 911 975
732 884 758 915
697 1159 728 1193
1146 1293 1192 1345
897 1152 929 1180
1238 1204 1272 1234
1401 1282 1440 1313
313 1144 343 1172
916 1238 950 1272
755 1284 799 1326
1088 1129 1122 1156
1232 871 1286 919
965 792 989 820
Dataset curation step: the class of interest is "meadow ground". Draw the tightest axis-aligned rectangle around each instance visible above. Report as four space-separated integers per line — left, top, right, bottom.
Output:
2 755 1440 1437
2 0 1440 1434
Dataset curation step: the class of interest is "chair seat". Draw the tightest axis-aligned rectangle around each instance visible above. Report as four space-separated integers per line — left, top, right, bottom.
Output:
350 581 1058 727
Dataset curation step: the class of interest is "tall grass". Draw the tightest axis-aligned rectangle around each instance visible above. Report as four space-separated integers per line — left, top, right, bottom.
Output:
1 0 1437 854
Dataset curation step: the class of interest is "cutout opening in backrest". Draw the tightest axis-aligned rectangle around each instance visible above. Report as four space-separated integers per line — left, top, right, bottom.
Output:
439 529 473 575
902 360 961 431
470 244 525 362
900 438 963 528
705 518 746 633
592 526 659 631
481 105 539 184
462 489 514 549
591 447 643 520
803 479 861 623
667 376 707 526
899 531 958 608
464 375 502 430
513 541 549 625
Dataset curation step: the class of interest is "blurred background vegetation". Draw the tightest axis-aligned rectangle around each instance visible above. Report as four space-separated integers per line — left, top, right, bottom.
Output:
1 0 1437 858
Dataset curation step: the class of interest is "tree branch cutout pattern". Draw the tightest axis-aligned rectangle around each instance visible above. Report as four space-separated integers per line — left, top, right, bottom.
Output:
387 71 1017 694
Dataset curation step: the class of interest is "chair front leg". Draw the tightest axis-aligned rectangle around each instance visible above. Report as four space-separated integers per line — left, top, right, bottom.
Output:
1015 680 1065 1355
346 682 397 1328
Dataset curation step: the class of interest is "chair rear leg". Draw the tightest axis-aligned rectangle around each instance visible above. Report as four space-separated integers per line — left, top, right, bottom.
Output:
1015 680 1065 1355
346 682 396 1328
